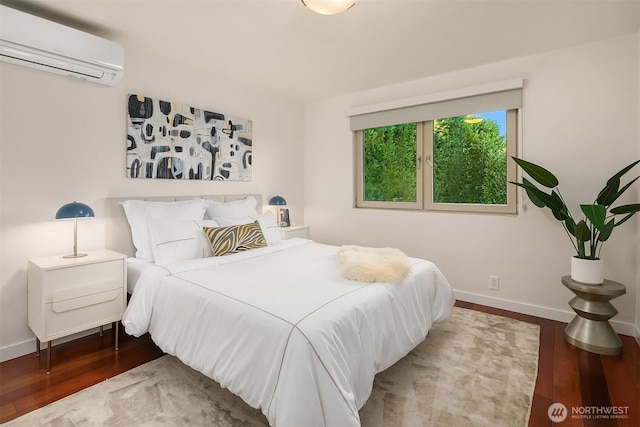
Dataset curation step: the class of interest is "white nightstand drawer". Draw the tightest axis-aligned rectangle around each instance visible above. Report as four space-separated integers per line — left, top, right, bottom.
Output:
279 225 309 239
46 288 123 338
42 260 122 303
52 285 121 313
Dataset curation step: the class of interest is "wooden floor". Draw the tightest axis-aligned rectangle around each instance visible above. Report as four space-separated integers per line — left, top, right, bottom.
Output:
1 301 638 426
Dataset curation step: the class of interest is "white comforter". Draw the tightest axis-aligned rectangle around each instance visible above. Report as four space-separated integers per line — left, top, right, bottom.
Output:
122 239 454 427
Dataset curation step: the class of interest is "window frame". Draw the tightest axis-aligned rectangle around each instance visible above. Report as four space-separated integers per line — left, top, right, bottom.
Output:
354 109 518 214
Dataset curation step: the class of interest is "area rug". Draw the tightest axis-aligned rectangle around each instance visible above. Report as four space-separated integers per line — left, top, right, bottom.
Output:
4 307 540 427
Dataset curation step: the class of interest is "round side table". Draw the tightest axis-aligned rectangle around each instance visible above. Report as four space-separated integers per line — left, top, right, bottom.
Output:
561 276 626 355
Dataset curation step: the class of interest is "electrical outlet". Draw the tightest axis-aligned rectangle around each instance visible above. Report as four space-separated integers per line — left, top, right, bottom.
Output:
489 275 500 290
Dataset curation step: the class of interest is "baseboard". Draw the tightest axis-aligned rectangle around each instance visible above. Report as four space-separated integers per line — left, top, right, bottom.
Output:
0 338 36 363
0 326 112 363
635 324 640 348
454 290 636 337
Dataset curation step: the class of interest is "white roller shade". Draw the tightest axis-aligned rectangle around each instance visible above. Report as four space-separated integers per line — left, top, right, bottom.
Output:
348 80 523 131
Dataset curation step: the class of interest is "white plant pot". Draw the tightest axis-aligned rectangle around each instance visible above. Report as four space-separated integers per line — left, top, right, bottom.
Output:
570 257 604 285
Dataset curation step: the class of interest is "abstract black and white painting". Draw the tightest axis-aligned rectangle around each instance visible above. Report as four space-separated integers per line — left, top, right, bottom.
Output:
126 94 252 181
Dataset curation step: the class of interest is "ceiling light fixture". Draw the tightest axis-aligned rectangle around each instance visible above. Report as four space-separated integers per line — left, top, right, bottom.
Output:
301 0 355 15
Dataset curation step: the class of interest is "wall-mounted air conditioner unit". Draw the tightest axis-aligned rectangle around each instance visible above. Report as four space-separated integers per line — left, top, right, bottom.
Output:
0 5 124 86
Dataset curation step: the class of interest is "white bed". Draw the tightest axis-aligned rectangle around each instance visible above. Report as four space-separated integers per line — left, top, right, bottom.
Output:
108 195 455 427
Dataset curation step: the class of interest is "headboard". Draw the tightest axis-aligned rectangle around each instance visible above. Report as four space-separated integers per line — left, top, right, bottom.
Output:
106 194 263 257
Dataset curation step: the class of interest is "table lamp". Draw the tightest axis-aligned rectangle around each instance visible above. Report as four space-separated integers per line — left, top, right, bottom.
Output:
55 201 94 258
268 195 289 227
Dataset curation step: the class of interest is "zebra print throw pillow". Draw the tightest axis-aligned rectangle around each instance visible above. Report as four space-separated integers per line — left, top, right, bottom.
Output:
203 221 267 256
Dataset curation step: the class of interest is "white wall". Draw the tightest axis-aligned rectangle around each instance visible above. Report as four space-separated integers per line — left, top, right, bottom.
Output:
303 35 639 331
0 46 305 361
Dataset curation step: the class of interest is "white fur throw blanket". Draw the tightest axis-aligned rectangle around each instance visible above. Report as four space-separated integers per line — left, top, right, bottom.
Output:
337 245 411 284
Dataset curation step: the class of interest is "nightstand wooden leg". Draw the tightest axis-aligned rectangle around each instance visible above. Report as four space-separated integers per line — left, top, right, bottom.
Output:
35 338 40 357
115 321 119 351
46 341 51 374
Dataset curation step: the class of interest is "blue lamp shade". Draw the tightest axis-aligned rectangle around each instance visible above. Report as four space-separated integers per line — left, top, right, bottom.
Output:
268 195 287 206
55 201 95 220
56 201 94 258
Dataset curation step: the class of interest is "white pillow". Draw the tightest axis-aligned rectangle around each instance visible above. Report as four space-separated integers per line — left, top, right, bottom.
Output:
148 218 219 264
203 196 258 219
214 211 282 246
120 199 206 260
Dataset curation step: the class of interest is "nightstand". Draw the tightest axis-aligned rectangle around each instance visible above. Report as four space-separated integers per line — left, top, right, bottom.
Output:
278 225 310 239
27 249 127 373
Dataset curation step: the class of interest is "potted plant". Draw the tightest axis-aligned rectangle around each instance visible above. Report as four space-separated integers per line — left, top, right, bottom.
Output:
511 157 640 285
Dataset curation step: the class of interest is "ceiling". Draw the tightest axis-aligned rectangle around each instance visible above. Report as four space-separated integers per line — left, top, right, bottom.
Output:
4 0 640 103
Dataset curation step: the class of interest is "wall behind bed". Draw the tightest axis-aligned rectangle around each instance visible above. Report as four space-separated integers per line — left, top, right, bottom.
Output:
303 34 639 334
0 45 305 361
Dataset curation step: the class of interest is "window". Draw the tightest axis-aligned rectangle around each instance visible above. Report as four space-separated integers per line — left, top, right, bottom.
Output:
351 82 521 214
358 122 422 209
